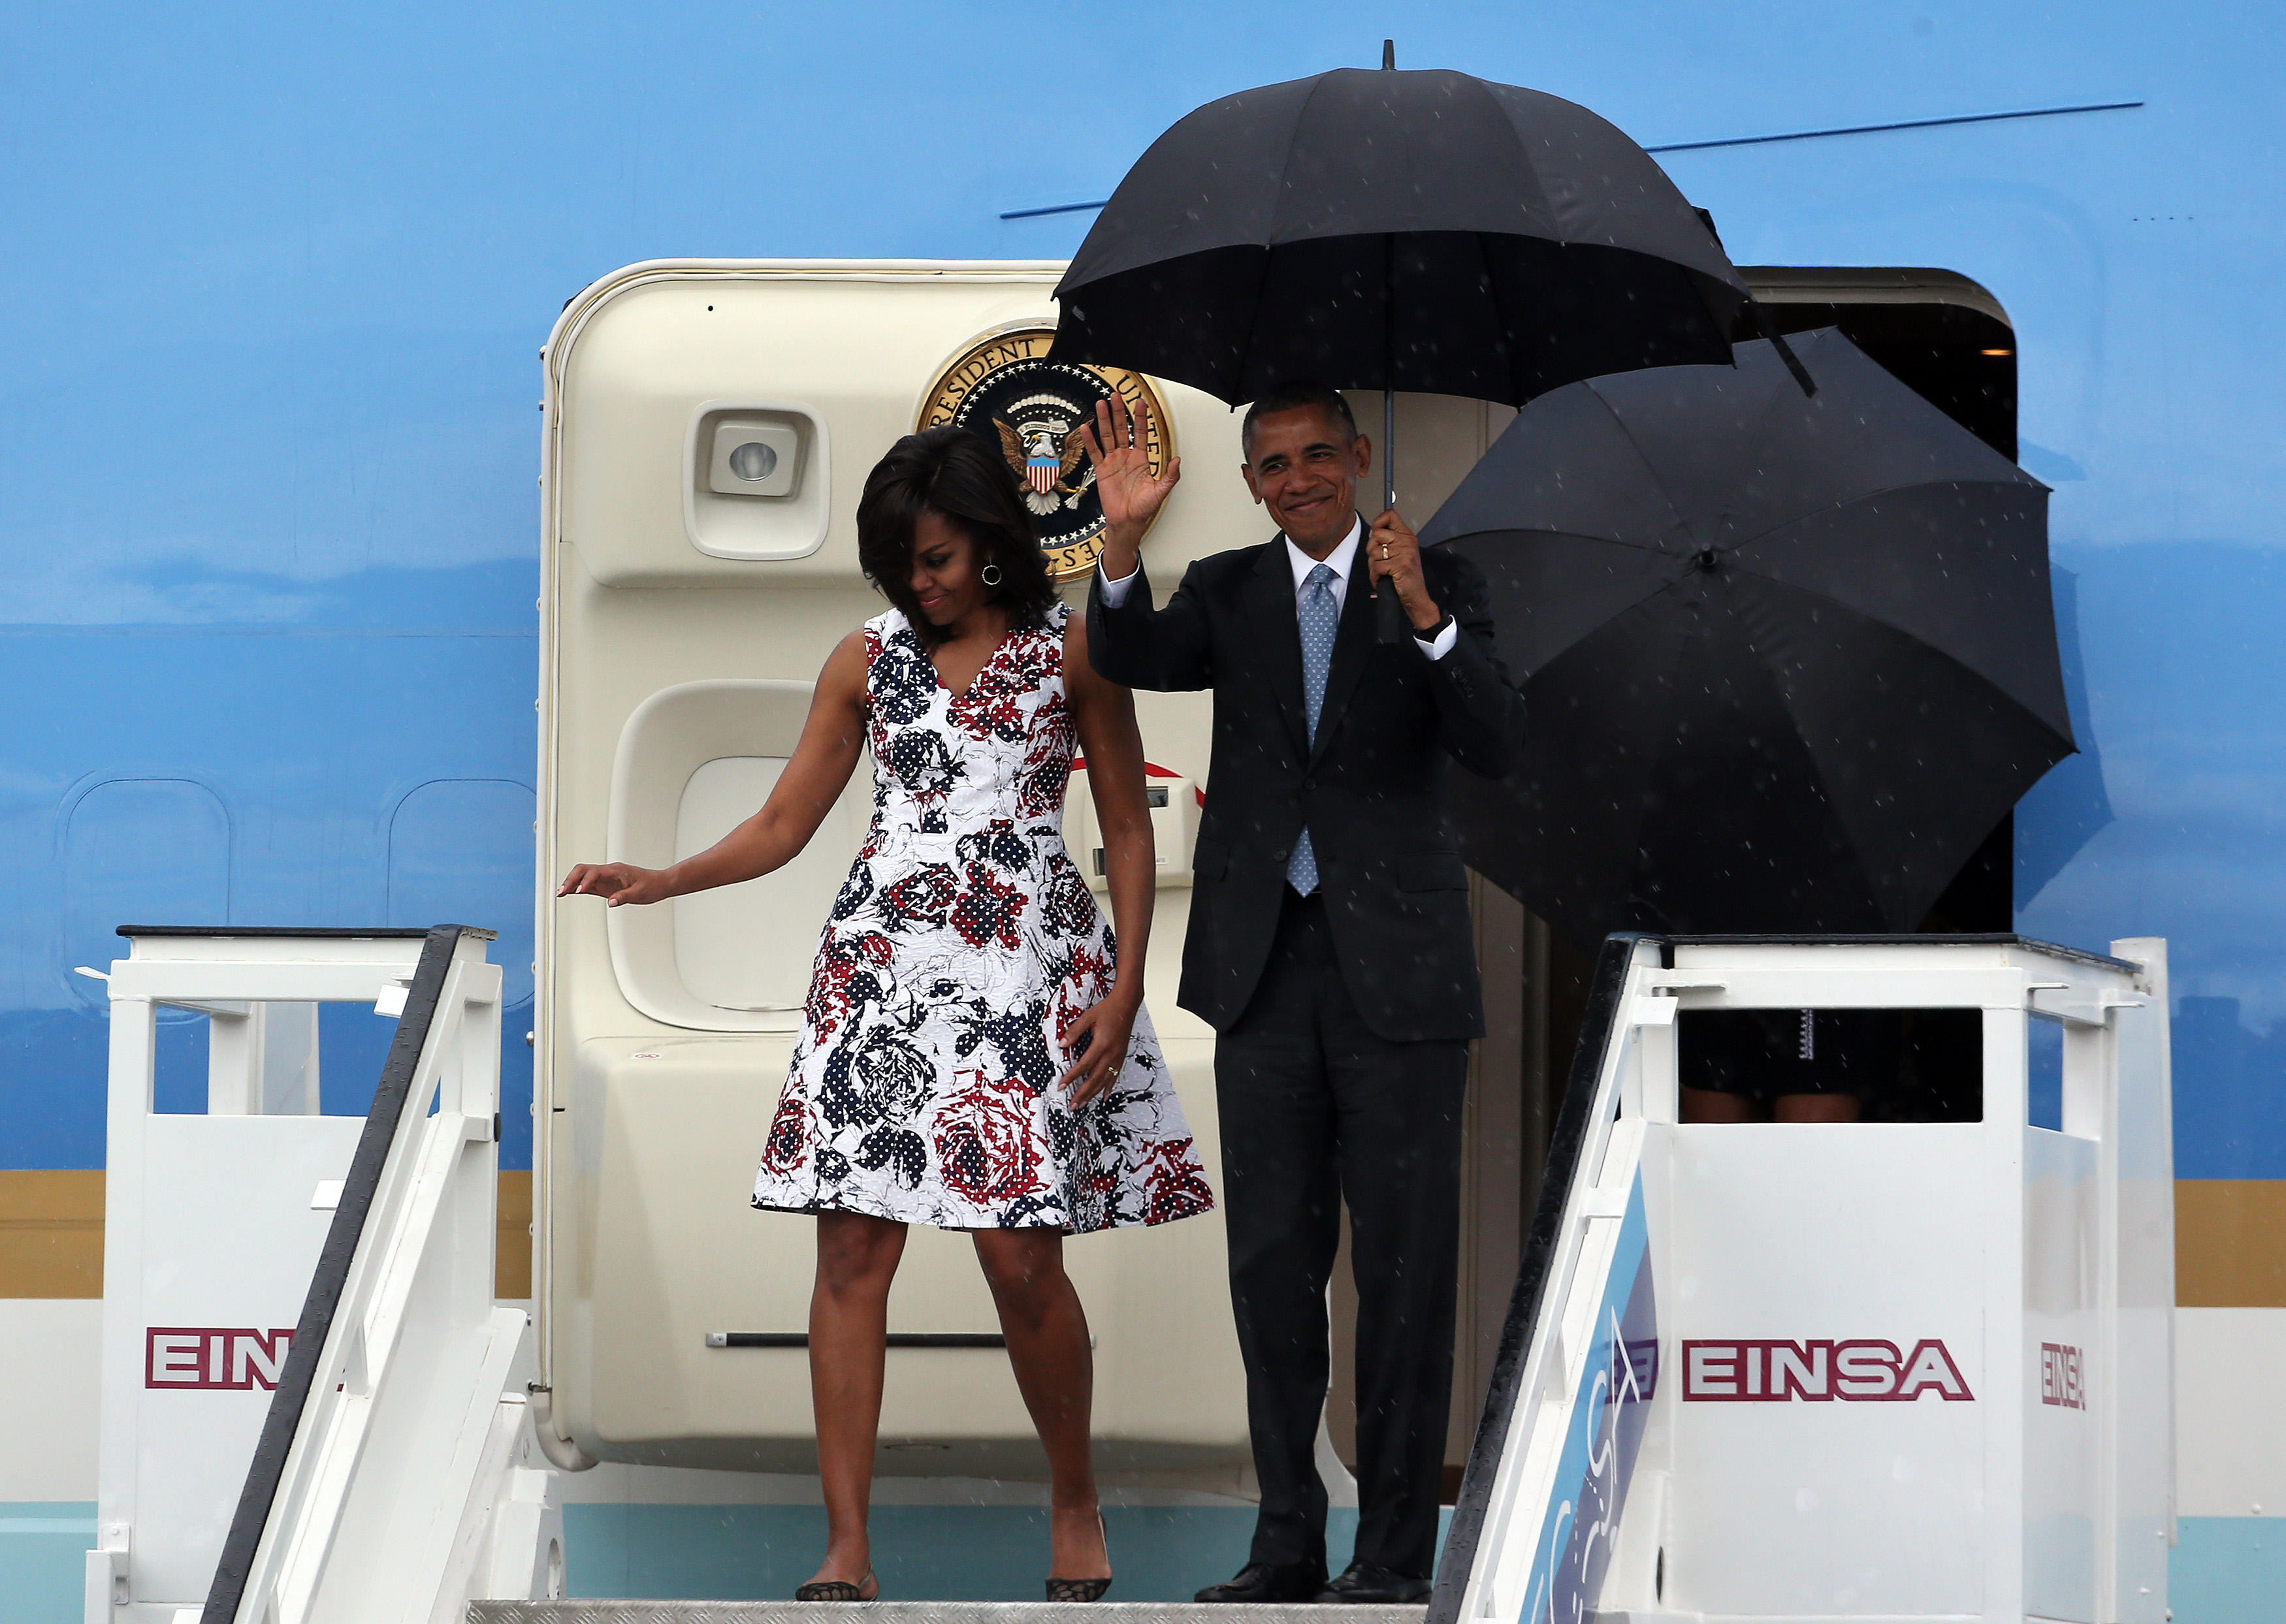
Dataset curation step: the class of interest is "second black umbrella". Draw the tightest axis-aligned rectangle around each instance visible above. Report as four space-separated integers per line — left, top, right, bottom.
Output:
1420 328 2072 944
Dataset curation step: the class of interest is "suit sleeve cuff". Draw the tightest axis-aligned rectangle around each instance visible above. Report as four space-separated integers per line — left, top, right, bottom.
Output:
1416 618 1458 660
1097 564 1138 608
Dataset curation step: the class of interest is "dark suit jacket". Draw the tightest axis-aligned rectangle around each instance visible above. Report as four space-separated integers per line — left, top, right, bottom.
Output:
1087 527 1526 1042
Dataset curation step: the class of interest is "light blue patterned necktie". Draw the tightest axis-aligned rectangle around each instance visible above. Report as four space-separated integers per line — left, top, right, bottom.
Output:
1287 562 1339 894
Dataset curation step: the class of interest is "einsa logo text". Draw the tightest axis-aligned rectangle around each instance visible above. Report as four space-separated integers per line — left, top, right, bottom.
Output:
146 1326 295 1391
1681 1339 1974 1403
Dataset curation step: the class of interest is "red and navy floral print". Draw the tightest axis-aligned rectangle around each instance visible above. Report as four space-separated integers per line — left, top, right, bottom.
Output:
752 605 1212 1233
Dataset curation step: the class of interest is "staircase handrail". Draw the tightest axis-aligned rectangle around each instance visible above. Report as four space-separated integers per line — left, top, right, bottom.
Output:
199 923 502 1624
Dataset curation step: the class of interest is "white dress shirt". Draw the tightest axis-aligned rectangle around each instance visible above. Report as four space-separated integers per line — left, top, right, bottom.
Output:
1097 515 1458 660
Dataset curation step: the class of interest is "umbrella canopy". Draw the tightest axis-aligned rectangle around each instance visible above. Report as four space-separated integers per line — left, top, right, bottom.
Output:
1419 327 2071 944
1050 66 1755 409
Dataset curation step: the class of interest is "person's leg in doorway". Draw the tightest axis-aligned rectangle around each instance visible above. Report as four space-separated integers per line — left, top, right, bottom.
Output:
1681 1085 1759 1121
1681 1085 1863 1121
1773 1091 1861 1122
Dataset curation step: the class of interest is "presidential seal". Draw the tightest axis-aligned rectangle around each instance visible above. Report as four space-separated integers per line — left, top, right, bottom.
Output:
917 326 1172 579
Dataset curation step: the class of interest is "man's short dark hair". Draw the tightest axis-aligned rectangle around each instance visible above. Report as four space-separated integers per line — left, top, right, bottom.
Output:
1241 381 1359 459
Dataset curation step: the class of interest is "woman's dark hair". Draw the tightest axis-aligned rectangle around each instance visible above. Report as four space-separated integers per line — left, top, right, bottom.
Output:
855 426 1059 646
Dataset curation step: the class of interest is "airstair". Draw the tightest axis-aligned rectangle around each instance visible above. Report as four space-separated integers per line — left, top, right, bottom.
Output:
470 1608 1421 1623
87 924 560 1624
89 929 2171 1624
1429 932 2174 1624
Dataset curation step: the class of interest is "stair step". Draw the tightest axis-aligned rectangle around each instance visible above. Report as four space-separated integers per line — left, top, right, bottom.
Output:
470 1605 1429 1624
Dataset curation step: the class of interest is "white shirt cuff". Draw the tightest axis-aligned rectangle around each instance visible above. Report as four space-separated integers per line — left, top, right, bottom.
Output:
1416 618 1458 661
1097 564 1138 608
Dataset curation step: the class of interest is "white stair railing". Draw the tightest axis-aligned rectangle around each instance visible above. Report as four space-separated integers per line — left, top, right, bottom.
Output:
1429 932 2174 1624
90 923 562 1624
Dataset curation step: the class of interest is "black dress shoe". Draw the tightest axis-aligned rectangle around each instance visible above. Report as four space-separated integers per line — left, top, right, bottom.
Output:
1195 1559 1330 1602
1315 1561 1432 1603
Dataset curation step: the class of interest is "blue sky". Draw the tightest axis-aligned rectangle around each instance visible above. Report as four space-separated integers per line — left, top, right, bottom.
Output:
3 0 2270 622
3 1 2285 1166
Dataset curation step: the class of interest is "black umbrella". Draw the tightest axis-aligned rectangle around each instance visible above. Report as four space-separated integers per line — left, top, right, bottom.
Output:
1419 327 2072 944
1051 56 1798 647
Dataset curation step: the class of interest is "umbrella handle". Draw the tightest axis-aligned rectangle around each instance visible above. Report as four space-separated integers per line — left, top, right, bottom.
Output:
1374 575 1411 645
1374 379 1408 645
1374 372 1406 646
1376 319 1408 645
1374 221 1411 646
1382 376 1397 513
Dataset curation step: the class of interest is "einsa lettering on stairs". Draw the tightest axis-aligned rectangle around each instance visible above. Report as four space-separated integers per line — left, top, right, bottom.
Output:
2040 1341 2087 1409
144 1326 296 1390
1681 1338 1976 1402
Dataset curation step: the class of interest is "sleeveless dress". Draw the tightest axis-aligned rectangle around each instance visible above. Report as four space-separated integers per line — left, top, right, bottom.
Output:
751 604 1215 1233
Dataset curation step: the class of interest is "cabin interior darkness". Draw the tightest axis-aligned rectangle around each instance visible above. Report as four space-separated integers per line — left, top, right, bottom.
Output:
1327 273 2027 1490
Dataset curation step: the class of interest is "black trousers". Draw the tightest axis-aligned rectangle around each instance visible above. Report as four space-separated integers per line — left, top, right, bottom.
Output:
1215 888 1467 1579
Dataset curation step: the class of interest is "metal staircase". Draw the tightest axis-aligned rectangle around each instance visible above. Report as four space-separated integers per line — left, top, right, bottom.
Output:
470 1606 1427 1624
88 923 562 1624
110 927 2172 1624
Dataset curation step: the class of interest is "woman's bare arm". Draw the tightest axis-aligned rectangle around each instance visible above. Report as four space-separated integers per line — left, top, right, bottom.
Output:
557 632 870 906
1059 613 1155 1104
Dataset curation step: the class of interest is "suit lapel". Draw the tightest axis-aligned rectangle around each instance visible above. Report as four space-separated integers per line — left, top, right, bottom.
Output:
1308 524 1378 767
1240 539 1310 762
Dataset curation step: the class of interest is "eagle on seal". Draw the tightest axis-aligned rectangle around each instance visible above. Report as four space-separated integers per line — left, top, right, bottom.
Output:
993 402 1090 517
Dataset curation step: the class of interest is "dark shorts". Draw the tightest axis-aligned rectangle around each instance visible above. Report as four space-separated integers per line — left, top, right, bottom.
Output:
1679 1008 1882 1101
1679 1007 1986 1119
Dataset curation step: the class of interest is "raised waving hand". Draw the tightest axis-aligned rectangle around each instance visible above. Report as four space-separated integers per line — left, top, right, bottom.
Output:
1080 394 1181 577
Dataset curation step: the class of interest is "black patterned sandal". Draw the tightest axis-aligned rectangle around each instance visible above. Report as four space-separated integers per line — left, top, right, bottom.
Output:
1046 1514 1112 1602
796 1569 878 1602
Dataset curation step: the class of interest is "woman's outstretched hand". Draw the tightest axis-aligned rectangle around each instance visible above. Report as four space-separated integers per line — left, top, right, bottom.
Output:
1057 991 1140 1108
556 862 671 906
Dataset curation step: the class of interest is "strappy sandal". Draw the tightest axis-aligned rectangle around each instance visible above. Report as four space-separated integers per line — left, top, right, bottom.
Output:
795 1568 878 1602
1046 1514 1112 1602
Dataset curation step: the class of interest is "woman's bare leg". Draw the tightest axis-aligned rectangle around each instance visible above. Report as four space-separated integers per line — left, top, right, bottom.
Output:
808 1211 907 1591
973 1228 1109 1582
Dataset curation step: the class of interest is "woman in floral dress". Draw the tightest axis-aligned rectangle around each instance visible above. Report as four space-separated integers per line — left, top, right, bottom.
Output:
558 425 1211 1601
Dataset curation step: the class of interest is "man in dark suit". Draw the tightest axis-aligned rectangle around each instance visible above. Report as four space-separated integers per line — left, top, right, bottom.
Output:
1080 383 1526 1603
